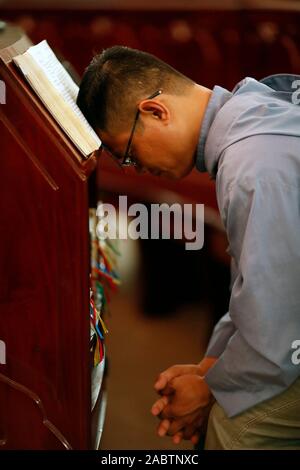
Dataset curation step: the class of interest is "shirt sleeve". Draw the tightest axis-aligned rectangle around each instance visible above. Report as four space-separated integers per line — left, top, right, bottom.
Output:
205 257 239 357
205 312 236 357
205 173 300 417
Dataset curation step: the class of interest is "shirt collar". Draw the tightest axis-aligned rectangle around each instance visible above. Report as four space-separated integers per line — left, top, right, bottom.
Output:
259 73 300 92
196 85 232 173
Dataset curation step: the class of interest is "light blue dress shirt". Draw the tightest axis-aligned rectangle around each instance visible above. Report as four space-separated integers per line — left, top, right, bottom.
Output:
196 74 300 417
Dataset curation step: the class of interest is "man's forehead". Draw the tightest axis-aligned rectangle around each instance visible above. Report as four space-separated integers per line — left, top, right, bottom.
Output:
98 129 127 158
99 129 125 144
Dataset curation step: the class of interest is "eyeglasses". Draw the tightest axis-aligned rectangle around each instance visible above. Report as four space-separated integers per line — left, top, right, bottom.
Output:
122 89 162 167
100 90 162 169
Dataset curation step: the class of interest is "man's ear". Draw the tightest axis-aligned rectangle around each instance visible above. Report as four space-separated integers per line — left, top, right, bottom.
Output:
138 99 170 123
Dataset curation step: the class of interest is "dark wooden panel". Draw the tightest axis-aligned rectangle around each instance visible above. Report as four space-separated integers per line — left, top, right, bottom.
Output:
0 43 97 449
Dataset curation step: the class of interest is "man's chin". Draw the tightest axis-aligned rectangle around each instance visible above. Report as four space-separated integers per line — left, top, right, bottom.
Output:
163 166 193 180
156 170 179 180
150 166 192 180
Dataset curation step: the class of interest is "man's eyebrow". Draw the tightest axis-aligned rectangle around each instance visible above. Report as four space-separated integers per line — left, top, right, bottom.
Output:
101 143 122 160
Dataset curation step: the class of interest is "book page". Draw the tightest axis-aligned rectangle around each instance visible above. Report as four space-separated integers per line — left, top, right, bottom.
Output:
13 40 101 157
27 40 79 103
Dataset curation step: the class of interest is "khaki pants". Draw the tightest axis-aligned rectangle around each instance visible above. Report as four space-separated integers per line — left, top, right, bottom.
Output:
205 378 300 449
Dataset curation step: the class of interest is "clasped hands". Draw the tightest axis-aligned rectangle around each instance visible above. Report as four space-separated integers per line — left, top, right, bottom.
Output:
151 357 217 445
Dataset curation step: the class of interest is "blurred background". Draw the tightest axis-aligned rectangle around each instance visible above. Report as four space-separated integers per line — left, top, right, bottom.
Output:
1 0 300 450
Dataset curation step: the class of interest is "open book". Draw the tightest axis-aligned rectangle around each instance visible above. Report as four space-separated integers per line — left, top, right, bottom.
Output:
13 40 101 157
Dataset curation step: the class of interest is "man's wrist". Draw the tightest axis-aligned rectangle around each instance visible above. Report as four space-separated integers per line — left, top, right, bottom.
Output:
197 356 218 376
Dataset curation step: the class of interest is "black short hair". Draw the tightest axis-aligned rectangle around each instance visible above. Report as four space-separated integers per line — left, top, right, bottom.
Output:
77 45 193 134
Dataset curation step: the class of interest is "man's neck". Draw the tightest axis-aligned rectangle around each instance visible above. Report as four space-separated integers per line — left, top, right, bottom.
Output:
188 83 212 158
194 83 212 128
